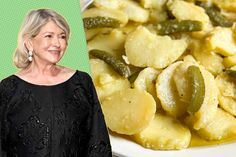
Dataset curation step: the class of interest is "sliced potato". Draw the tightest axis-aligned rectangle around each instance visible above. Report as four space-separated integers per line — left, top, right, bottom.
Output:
190 40 224 75
148 8 168 23
133 113 191 150
88 29 126 59
134 67 160 93
140 0 167 9
193 51 224 76
231 65 236 70
216 72 236 116
173 55 198 103
117 21 141 35
218 96 236 116
196 108 236 140
125 26 188 69
90 59 130 101
85 28 112 41
119 0 149 23
156 61 188 117
134 67 161 108
205 27 236 56
223 55 236 68
167 0 210 30
142 0 168 23
102 88 156 135
216 72 236 97
213 0 236 12
93 0 123 9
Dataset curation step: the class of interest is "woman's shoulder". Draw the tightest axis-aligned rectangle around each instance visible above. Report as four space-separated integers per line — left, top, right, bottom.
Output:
58 66 93 86
69 69 93 86
0 74 17 87
0 75 18 96
76 70 92 80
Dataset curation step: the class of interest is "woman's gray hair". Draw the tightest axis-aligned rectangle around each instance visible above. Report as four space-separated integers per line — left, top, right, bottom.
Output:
13 8 70 69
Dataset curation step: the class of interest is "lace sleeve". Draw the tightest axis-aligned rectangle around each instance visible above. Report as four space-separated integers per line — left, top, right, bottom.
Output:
86 75 112 157
0 82 7 157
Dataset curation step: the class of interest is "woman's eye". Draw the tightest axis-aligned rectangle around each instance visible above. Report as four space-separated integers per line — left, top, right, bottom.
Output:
45 35 52 38
60 35 66 39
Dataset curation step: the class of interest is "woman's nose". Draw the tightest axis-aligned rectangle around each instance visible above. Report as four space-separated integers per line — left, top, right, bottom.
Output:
52 37 61 47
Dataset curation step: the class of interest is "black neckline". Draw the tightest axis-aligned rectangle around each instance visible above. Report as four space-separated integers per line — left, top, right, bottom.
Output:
12 70 78 87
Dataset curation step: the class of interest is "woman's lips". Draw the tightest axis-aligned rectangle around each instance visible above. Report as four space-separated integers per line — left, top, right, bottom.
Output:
48 50 60 54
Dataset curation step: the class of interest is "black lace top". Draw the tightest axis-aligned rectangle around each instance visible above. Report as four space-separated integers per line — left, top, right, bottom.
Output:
0 70 112 157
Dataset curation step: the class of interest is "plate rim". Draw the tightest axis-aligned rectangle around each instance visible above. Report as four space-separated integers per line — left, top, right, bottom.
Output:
110 134 236 157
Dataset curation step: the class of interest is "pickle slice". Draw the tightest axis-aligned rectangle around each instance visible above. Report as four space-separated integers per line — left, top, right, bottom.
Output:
225 69 236 78
187 66 205 114
155 20 203 35
198 3 233 27
89 49 131 78
128 70 141 85
83 16 120 29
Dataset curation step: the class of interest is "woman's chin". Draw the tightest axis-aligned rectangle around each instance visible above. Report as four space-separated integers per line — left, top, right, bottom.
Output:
51 59 60 64
45 57 60 64
49 54 62 63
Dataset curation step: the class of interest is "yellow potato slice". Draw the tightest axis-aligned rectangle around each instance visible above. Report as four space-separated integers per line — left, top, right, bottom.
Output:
196 108 236 140
85 28 112 41
156 61 187 117
219 96 236 116
193 51 224 76
140 0 167 9
101 88 156 135
93 0 122 9
117 21 141 35
173 55 198 103
141 0 168 23
148 8 168 23
125 26 188 69
90 59 130 101
213 0 236 12
88 29 126 59
133 113 191 150
216 72 236 116
134 67 162 108
223 55 236 68
119 0 149 23
190 39 224 76
205 27 236 56
167 0 210 30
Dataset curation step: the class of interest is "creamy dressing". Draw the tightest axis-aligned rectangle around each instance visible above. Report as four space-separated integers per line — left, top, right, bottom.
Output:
190 133 236 147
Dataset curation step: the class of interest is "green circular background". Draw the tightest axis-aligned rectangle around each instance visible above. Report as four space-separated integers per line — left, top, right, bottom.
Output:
0 0 90 80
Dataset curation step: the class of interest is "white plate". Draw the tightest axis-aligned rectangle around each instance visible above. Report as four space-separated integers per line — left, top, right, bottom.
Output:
110 134 236 157
80 0 94 12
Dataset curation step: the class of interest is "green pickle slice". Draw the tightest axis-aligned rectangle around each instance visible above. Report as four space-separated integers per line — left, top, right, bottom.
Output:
83 16 120 29
198 2 233 27
155 20 203 35
187 65 205 114
89 49 131 78
225 69 236 78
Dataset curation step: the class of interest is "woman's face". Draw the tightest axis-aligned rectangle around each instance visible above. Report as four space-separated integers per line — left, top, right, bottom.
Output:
30 20 67 65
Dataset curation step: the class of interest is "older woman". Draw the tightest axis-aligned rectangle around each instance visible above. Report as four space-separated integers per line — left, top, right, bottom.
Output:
0 8 111 157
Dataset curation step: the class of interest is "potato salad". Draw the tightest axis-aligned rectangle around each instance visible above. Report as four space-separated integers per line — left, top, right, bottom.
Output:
83 0 236 150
